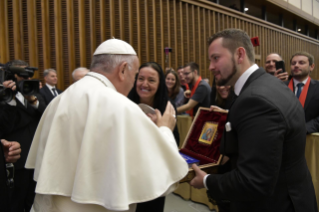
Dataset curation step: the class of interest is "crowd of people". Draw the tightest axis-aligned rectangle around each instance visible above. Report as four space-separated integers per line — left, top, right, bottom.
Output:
0 28 318 212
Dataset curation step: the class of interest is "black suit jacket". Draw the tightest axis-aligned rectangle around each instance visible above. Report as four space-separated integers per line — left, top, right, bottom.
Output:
0 106 16 212
207 68 317 212
40 85 62 105
285 78 319 133
0 93 46 170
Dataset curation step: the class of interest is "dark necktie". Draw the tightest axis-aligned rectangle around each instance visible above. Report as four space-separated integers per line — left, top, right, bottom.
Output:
52 88 57 97
296 83 304 99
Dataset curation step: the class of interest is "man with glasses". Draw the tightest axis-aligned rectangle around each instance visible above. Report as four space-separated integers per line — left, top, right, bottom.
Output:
177 62 211 117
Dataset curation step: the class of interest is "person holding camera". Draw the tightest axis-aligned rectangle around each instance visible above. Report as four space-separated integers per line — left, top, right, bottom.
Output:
0 91 22 212
264 53 289 81
0 60 46 212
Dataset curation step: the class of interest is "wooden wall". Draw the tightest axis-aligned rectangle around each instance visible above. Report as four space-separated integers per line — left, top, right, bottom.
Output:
1 0 319 90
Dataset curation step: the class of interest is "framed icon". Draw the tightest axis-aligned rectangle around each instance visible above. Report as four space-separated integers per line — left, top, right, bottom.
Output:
198 122 218 145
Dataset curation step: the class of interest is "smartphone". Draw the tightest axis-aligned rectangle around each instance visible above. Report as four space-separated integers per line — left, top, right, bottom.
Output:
275 60 286 74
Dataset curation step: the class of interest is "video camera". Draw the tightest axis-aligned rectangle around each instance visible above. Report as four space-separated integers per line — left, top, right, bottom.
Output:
0 63 39 104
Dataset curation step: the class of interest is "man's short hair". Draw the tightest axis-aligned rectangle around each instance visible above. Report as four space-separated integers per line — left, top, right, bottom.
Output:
6 59 29 67
184 62 199 74
208 29 255 63
290 51 314 66
176 66 184 71
90 54 135 73
43 68 57 77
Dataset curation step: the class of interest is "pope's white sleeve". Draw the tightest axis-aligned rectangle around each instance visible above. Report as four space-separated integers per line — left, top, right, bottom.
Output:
157 126 180 196
159 126 178 149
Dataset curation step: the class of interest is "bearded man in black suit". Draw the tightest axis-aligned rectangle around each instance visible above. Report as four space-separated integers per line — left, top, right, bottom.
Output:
190 29 317 212
287 51 319 134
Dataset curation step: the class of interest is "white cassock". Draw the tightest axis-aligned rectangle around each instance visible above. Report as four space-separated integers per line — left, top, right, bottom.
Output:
25 72 188 212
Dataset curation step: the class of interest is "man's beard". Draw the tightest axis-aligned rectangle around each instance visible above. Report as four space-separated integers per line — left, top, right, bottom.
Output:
291 68 310 80
217 58 237 86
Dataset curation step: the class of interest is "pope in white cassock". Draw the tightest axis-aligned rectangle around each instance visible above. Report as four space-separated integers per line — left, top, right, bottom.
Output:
25 39 189 212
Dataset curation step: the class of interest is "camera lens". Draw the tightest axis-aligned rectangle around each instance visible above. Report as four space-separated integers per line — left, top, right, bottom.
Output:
0 86 13 104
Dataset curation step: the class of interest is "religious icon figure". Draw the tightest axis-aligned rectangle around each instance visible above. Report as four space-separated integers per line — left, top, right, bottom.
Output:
199 122 218 145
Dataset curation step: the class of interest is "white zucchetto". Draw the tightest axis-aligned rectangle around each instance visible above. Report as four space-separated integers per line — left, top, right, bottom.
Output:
93 38 137 56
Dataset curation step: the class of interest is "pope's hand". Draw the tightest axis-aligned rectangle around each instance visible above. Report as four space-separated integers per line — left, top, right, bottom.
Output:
190 164 207 189
156 101 176 131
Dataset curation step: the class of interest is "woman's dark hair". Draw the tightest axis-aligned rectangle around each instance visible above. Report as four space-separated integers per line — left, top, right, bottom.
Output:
128 62 168 114
165 70 181 100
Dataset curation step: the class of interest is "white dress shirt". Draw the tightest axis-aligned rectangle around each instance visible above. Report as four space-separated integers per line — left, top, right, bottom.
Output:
45 84 58 96
293 77 308 95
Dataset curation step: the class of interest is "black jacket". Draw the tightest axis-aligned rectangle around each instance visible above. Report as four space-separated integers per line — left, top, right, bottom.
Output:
207 68 317 212
285 78 319 133
1 93 46 170
40 85 62 105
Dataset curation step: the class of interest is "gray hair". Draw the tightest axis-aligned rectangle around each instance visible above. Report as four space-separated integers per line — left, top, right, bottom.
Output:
43 68 57 77
72 67 89 79
90 54 136 73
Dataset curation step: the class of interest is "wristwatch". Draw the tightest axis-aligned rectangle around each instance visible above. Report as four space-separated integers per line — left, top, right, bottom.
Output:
29 96 38 104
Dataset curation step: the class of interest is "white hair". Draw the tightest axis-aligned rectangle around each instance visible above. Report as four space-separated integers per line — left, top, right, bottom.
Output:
90 54 136 73
72 67 90 79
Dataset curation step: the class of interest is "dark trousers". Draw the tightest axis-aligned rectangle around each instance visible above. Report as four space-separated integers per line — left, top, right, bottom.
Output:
136 197 166 212
10 169 36 212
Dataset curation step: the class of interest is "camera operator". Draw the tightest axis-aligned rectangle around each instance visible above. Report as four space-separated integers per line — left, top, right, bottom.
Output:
0 60 46 212
0 80 22 212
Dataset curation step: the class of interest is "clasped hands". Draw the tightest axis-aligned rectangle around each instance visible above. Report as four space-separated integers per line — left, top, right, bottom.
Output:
1 139 21 163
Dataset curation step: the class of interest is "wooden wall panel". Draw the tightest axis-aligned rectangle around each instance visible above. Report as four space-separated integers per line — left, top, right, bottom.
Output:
0 0 9 63
0 0 319 89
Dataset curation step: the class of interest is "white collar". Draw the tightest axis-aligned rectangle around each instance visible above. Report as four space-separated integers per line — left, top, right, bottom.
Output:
234 64 259 96
45 83 56 90
293 76 309 87
85 72 116 91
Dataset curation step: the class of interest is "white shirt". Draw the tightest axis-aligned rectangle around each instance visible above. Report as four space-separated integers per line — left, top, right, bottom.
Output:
234 64 259 96
293 77 308 95
45 83 58 96
204 64 259 190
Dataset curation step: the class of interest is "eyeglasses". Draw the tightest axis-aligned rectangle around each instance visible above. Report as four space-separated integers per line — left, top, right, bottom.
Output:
183 71 193 76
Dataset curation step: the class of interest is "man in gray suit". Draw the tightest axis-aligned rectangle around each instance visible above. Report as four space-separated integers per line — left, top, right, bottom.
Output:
190 29 317 212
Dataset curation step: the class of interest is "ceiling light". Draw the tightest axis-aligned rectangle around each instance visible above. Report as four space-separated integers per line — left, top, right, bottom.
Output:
244 8 249 11
298 28 301 32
